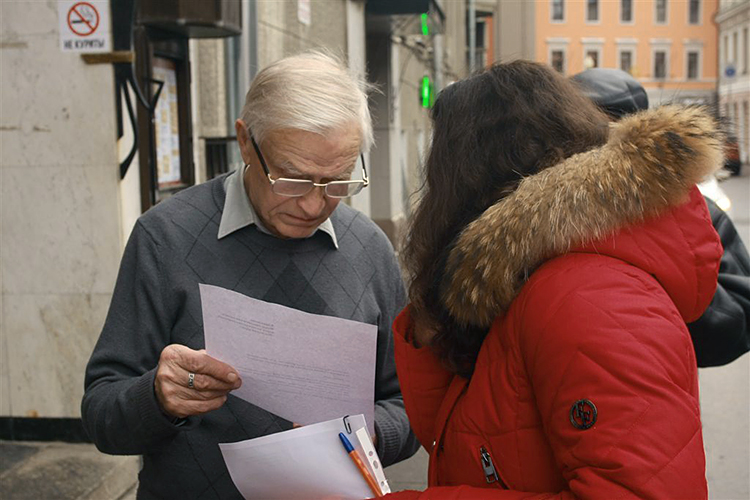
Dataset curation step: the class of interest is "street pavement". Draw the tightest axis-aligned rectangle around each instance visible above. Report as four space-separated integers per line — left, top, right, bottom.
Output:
0 441 138 500
0 170 747 499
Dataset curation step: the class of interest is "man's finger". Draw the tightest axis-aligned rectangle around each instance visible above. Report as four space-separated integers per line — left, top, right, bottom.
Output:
186 371 241 392
176 347 240 384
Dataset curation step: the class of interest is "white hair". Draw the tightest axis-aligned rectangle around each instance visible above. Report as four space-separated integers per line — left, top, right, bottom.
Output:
240 50 374 153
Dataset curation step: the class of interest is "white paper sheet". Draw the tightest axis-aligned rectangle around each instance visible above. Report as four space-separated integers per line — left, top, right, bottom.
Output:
200 284 377 432
219 414 382 499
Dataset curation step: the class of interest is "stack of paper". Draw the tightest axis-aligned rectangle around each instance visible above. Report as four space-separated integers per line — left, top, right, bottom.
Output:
219 414 389 499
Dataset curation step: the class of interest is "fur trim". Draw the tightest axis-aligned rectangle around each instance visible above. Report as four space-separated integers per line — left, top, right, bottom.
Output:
441 105 723 327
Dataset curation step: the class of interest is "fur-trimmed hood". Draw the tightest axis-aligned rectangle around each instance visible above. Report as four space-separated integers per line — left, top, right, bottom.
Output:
441 105 723 328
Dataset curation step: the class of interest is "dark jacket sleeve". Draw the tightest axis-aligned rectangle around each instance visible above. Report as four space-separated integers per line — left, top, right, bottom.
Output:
688 197 750 367
81 222 194 455
373 240 421 467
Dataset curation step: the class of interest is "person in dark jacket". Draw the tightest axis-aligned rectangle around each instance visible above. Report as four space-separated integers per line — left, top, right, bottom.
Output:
573 67 750 367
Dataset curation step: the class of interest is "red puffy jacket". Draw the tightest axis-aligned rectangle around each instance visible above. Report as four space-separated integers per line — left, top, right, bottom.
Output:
388 107 723 500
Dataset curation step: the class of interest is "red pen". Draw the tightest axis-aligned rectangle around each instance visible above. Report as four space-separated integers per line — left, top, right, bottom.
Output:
339 432 383 498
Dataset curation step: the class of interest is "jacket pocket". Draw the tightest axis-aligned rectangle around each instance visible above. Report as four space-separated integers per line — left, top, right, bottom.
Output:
479 445 508 489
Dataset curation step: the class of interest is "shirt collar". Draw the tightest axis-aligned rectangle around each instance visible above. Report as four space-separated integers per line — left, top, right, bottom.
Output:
218 165 339 249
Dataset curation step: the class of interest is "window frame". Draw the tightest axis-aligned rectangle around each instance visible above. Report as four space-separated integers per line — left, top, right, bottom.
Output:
582 38 604 70
550 49 566 73
619 48 635 74
585 49 600 68
550 0 565 23
620 0 634 24
546 38 570 74
616 38 638 76
688 0 701 25
686 50 700 80
586 0 600 24
653 49 669 80
654 0 668 25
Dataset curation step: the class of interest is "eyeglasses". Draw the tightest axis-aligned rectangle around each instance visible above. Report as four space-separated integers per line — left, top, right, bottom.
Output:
249 135 369 198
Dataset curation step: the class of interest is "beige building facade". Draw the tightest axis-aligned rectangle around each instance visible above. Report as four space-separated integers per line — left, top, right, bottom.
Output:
535 0 720 107
716 0 750 164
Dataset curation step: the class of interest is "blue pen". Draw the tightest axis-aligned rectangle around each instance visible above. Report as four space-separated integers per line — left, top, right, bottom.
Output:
339 432 383 497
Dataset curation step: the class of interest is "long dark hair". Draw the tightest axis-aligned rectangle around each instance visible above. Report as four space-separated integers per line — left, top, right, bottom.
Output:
402 60 610 377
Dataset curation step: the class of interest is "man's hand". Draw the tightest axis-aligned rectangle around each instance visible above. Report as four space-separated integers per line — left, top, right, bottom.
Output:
155 345 241 419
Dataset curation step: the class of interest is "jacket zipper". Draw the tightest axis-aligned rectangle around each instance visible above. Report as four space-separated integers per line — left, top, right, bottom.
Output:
479 446 507 488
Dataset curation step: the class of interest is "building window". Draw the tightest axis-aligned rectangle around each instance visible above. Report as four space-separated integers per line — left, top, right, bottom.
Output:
551 0 564 22
655 0 667 24
733 31 738 66
688 0 700 24
723 35 729 67
551 50 565 73
467 12 493 71
687 51 699 80
743 28 748 74
587 0 599 22
585 50 600 68
621 0 633 23
620 50 633 74
547 39 570 74
654 50 667 79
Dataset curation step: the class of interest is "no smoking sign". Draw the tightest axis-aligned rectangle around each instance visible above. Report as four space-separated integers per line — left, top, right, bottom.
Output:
59 0 110 52
67 2 99 37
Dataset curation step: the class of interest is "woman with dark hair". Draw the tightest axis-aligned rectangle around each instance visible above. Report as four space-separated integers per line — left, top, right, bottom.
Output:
385 60 723 499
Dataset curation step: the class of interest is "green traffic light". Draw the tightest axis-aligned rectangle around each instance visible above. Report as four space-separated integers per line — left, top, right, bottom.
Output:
421 13 429 36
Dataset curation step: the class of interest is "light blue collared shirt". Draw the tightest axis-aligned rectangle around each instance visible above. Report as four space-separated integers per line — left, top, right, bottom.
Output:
217 166 339 248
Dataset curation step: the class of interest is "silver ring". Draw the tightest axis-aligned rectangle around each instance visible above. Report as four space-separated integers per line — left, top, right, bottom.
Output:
187 372 195 389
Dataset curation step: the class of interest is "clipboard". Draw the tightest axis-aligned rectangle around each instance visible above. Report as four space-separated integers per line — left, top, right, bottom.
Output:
342 415 391 496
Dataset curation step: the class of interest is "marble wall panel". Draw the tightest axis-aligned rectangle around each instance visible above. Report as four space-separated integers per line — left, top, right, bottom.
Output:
0 0 59 40
1 150 6 415
0 34 116 169
0 291 8 415
1 0 126 420
1 165 121 295
4 292 111 417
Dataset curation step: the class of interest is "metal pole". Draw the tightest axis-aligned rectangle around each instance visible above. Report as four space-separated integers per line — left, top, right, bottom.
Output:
246 0 258 82
434 33 444 92
468 0 476 73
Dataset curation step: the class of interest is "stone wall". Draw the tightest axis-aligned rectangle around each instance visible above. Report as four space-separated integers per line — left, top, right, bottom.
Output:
257 0 348 68
0 0 121 418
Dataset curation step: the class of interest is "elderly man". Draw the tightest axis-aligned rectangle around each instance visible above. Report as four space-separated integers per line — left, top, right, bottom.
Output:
82 52 419 499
